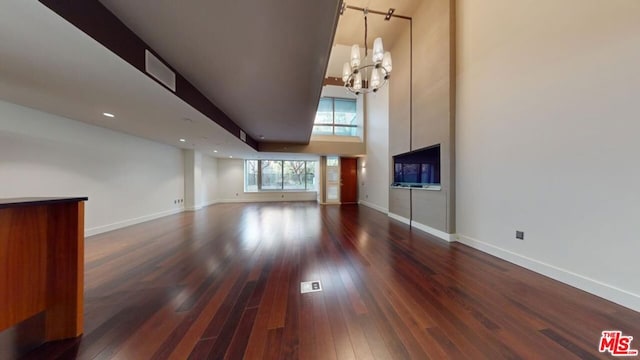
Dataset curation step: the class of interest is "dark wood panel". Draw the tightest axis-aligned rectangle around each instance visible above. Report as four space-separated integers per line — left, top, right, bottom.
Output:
0 207 48 331
44 202 85 340
19 202 640 359
340 157 358 204
0 200 86 358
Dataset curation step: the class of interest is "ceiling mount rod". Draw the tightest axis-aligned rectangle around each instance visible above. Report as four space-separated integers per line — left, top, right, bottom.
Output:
344 4 412 20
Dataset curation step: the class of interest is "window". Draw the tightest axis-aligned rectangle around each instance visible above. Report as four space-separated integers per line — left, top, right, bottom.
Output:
261 160 282 190
245 160 317 192
312 97 357 136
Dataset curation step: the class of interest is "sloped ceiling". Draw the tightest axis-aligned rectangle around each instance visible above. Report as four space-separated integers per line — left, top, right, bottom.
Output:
98 0 341 144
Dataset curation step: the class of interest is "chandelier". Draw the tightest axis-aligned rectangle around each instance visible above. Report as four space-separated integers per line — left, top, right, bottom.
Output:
342 8 392 95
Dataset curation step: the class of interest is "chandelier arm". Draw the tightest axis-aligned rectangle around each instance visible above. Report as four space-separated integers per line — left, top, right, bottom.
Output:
344 64 389 94
364 10 368 57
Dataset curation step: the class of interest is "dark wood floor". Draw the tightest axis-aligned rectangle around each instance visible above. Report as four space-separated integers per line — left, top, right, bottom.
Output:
20 202 640 359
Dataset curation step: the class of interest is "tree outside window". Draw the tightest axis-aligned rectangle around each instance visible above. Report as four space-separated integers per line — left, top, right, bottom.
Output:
245 160 317 192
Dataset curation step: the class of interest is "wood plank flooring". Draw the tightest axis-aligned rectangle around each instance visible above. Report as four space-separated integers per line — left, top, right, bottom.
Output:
19 202 640 359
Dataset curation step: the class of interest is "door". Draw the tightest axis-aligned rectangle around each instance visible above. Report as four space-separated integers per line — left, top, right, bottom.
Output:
340 157 358 204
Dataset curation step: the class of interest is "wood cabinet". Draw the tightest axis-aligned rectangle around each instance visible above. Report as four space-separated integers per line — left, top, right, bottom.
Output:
0 197 87 350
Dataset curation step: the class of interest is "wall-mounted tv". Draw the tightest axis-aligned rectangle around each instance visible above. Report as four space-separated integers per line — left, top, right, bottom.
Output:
392 144 440 187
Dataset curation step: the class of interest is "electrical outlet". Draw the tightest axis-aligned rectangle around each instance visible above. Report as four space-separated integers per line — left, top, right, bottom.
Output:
516 231 524 240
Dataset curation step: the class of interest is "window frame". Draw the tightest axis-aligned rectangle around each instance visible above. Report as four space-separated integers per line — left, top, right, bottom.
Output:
244 159 317 192
312 96 358 136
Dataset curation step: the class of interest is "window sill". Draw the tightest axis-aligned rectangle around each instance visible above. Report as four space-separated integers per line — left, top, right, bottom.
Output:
390 184 442 191
310 135 362 143
244 190 318 194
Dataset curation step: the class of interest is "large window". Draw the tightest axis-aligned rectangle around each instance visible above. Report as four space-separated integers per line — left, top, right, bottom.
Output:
245 160 317 192
312 97 357 136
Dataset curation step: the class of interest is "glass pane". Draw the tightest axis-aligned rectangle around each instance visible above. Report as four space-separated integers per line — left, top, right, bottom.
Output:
421 163 436 184
312 125 333 135
334 125 357 137
326 156 339 202
326 156 339 167
314 98 333 125
245 160 258 192
334 98 357 125
403 163 420 183
305 161 316 190
283 161 306 190
317 97 333 112
327 185 339 201
260 160 282 190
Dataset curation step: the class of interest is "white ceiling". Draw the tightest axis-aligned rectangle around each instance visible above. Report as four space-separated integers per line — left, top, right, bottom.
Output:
0 0 255 159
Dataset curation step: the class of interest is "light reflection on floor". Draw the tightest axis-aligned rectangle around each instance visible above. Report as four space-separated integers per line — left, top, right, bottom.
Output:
239 203 321 252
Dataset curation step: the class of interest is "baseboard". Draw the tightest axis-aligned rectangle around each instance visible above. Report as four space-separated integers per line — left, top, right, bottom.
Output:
358 200 388 214
217 198 316 204
85 207 184 237
411 221 455 242
388 212 411 226
456 234 640 312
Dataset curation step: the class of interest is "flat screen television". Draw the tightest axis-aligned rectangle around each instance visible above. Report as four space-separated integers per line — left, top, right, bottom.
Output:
392 144 440 187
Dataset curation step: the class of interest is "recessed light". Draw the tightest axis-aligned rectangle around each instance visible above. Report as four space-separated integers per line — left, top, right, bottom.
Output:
103 112 115 118
213 150 218 153
179 138 186 142
229 156 233 158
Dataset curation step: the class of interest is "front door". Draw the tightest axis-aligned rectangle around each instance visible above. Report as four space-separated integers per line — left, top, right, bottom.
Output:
340 157 358 204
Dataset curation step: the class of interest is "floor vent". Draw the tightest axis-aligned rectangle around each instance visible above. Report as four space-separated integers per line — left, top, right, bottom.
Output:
300 280 322 294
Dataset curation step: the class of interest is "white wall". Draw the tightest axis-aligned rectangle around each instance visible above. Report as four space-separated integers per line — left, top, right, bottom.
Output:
201 155 219 206
216 158 318 203
0 100 184 236
359 85 389 214
456 0 640 311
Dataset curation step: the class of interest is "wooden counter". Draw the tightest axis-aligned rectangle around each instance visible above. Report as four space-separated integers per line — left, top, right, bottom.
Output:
0 197 87 346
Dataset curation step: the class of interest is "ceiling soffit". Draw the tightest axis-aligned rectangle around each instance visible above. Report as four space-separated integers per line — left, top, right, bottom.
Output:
97 0 342 144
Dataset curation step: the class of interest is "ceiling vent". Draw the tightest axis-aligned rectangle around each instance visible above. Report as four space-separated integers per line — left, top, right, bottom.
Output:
145 50 176 92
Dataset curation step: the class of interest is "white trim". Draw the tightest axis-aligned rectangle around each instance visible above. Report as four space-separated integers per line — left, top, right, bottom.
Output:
456 234 640 312
85 208 184 237
358 200 388 214
217 198 317 204
187 200 219 212
411 221 454 242
388 212 411 226
390 185 442 191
